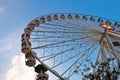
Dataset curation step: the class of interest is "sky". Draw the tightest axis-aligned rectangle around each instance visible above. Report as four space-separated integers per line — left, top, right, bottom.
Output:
0 0 120 80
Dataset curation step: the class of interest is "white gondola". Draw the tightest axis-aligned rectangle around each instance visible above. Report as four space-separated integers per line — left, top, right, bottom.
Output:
67 14 72 19
60 14 65 20
82 16 87 20
34 20 40 26
21 32 30 40
53 15 58 20
21 38 31 54
22 39 31 47
27 23 35 31
21 46 29 53
46 15 52 21
26 57 36 67
40 17 46 23
75 15 80 20
90 17 95 22
24 28 32 35
36 73 49 80
25 51 36 59
98 18 103 23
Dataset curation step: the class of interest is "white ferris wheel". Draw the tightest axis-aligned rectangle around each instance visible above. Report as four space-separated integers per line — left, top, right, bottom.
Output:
21 13 120 80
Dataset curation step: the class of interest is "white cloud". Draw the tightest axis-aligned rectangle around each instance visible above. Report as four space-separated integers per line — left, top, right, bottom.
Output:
0 36 14 52
3 54 58 80
0 44 12 51
4 54 36 80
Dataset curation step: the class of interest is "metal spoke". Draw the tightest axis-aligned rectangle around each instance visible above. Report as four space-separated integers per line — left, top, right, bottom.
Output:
31 34 99 49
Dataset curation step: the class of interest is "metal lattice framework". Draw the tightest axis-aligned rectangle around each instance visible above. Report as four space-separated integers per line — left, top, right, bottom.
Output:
21 13 120 80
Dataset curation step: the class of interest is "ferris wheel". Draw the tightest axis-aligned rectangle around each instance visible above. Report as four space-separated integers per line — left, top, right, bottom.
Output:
21 13 120 80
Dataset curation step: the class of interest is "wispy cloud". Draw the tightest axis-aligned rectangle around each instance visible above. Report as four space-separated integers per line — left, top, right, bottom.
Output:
0 7 5 13
0 36 17 52
0 27 22 52
0 36 14 52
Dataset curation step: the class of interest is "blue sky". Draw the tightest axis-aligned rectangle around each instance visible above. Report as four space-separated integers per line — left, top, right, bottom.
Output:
0 0 120 80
